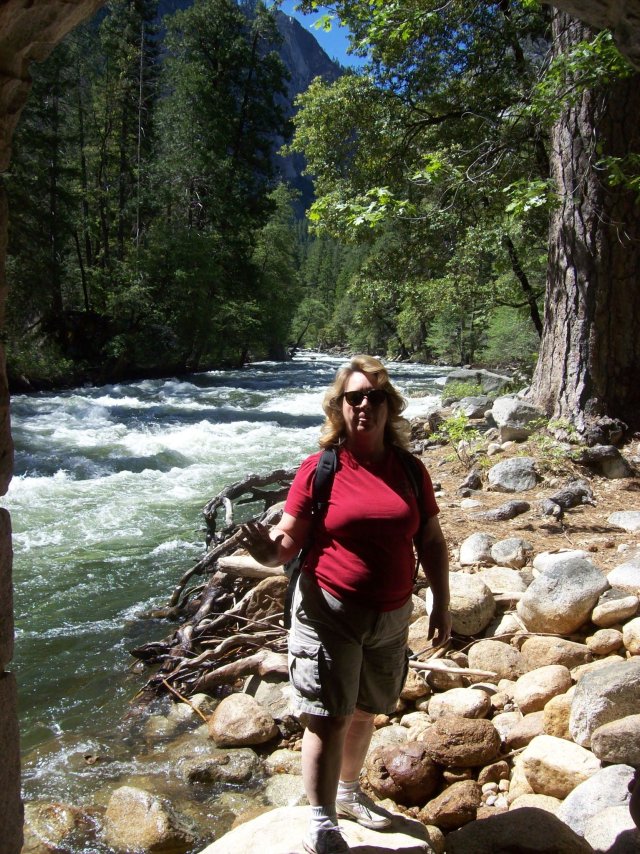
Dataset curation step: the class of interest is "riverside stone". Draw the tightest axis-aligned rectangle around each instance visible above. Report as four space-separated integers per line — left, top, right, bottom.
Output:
492 711 523 745
199 805 437 853
180 748 260 786
543 691 573 740
23 802 93 853
608 511 640 533
401 667 430 701
520 637 593 671
532 550 589 572
467 639 524 682
445 808 594 853
607 562 640 594
520 735 601 799
504 711 545 749
583 805 640 853
207 692 279 747
590 714 640 765
622 615 640 653
487 457 539 492
557 764 636 836
441 572 496 636
421 716 501 767
477 566 529 595
512 664 572 714
490 537 533 569
459 532 496 566
427 687 491 720
509 793 562 813
418 780 482 830
570 658 640 747
585 628 624 654
516 557 609 634
365 741 441 806
488 397 544 442
591 593 639 627
104 785 195 853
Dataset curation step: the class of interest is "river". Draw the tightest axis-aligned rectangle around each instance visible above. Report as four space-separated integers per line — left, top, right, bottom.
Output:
4 353 447 844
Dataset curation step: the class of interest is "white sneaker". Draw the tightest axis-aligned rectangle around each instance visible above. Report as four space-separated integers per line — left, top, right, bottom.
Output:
302 825 350 854
336 790 393 830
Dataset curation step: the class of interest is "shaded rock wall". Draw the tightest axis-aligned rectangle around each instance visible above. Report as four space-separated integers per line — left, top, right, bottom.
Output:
0 2 638 854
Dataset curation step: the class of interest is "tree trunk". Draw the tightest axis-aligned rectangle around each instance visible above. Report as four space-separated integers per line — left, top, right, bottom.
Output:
531 11 640 440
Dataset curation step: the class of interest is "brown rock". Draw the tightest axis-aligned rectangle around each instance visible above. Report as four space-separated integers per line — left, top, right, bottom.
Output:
477 760 510 786
521 637 593 671
422 716 501 767
364 741 441 807
104 786 194 853
543 692 573 740
504 711 545 750
207 693 278 747
418 780 482 830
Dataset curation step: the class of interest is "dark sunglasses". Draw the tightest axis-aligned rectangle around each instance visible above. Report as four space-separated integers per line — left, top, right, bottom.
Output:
342 389 388 407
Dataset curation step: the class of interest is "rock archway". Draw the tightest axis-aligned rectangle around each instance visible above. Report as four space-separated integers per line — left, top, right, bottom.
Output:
0 2 639 852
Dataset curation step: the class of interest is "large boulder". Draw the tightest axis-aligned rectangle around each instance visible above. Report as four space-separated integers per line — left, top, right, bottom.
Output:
104 786 194 853
207 693 279 747
434 573 495 636
557 764 636 836
570 659 640 747
365 741 441 806
487 458 539 492
516 557 609 634
421 716 501 767
444 368 512 395
487 397 545 442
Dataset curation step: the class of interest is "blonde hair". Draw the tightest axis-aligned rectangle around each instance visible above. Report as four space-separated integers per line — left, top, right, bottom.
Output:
319 355 411 450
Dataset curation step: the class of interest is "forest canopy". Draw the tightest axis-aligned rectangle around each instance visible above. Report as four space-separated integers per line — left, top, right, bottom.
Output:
6 0 640 436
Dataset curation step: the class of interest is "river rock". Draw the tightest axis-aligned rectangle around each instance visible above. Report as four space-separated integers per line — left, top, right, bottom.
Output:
455 396 493 418
504 711 545 750
571 654 626 682
198 805 438 853
207 693 279 747
425 659 467 691
490 538 533 569
585 628 624 655
516 557 609 634
459 532 496 566
512 665 572 714
408 615 433 653
369 722 409 752
487 457 539 492
590 714 640 765
623 616 640 653
467 639 524 682
427 687 491 720
584 805 640 852
444 368 512 395
557 763 636 836
492 711 523 745
477 567 529 596
419 780 482 830
444 573 496 636
104 785 195 853
401 667 430 701
180 747 260 785
264 748 302 776
520 637 593 671
608 511 640 533
445 807 594 853
543 691 573 740
532 550 589 572
569 658 640 747
421 716 501 767
263 774 306 807
509 793 562 813
520 735 601 799
488 397 544 442
485 611 523 638
591 592 639 627
607 561 640 594
22 802 93 853
364 741 441 806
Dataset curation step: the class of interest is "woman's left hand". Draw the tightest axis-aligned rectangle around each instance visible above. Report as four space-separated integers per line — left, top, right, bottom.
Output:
428 602 452 648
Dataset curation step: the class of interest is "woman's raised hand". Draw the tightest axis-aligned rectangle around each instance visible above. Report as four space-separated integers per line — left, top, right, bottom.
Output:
238 521 284 567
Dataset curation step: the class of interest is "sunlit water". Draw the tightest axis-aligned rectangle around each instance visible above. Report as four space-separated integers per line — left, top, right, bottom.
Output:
4 353 448 845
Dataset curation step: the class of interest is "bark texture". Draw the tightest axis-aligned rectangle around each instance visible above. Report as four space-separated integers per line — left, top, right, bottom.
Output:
531 11 640 438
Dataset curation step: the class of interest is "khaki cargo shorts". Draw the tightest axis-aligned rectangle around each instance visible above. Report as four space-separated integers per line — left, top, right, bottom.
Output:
288 571 411 717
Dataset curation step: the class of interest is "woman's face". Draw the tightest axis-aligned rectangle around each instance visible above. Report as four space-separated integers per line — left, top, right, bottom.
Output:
341 371 388 448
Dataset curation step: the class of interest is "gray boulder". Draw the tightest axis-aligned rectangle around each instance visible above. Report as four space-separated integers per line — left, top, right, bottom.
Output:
488 397 545 442
487 457 539 492
444 368 512 395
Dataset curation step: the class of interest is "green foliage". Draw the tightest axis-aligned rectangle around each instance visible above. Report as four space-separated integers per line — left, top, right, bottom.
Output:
443 381 484 401
434 412 482 469
480 305 540 372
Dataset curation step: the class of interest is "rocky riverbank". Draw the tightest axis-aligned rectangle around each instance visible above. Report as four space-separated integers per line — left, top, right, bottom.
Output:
22 378 640 853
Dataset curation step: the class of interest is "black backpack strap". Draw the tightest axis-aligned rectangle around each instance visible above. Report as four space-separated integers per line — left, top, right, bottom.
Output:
283 447 338 629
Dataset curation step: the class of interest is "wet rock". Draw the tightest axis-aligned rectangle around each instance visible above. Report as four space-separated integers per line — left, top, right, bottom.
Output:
264 748 302 776
520 734 601 799
570 658 640 747
207 693 279 747
445 807 594 853
104 785 195 853
263 774 305 807
421 716 501 767
365 741 441 806
180 748 260 786
23 802 96 854
487 457 539 492
418 780 482 830
516 557 609 634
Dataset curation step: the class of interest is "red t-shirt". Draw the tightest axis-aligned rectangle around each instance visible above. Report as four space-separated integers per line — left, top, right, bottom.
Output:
284 446 439 611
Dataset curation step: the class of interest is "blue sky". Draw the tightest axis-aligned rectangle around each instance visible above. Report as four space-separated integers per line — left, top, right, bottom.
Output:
277 1 367 68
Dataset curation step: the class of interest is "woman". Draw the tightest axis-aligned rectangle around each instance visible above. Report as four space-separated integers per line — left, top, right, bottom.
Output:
239 355 451 854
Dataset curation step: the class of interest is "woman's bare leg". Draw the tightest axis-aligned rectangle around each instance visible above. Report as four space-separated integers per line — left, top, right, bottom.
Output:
339 708 375 783
302 714 351 806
